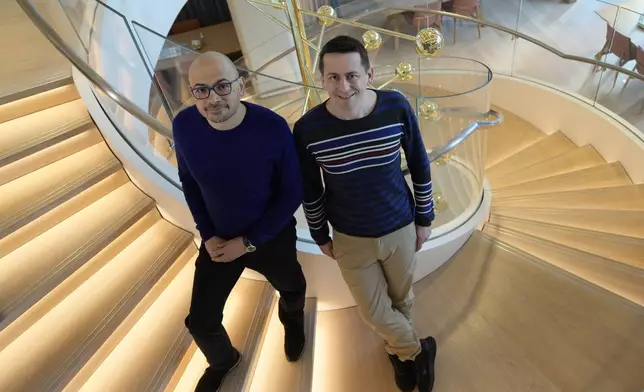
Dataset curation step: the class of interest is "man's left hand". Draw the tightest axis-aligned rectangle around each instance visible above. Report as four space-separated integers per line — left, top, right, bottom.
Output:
212 237 247 262
415 225 431 252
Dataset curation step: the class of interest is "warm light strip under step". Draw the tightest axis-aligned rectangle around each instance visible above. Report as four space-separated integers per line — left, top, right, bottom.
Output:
248 298 317 392
171 279 274 392
72 246 198 392
0 220 191 392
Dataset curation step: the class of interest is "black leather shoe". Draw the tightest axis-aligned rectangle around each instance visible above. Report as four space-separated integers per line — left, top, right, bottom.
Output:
388 353 416 391
194 349 241 392
415 337 437 392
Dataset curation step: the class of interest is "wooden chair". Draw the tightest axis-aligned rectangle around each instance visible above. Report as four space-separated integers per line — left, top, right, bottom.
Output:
451 0 481 43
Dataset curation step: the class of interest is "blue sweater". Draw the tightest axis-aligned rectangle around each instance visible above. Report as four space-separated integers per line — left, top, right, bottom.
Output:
293 90 434 245
172 102 303 245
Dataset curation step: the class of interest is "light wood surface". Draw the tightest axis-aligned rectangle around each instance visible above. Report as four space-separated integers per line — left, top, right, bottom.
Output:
0 0 71 104
491 206 644 238
169 279 269 392
249 299 317 392
493 162 632 198
0 99 92 167
315 232 644 391
0 219 192 392
489 214 644 269
491 144 605 189
487 131 575 180
71 247 197 392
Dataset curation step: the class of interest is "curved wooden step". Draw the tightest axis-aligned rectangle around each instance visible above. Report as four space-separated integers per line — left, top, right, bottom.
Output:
484 107 545 168
169 280 275 392
0 220 192 392
0 210 159 352
0 142 120 237
488 214 644 269
0 171 129 259
0 128 103 187
491 145 604 189
482 223 644 307
491 206 644 239
492 162 632 199
0 182 155 332
492 184 644 210
0 99 92 167
64 245 198 392
487 131 574 180
0 85 79 124
248 298 317 392
410 231 644 392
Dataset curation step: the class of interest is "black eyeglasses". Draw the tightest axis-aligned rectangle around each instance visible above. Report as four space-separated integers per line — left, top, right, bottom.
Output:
190 77 241 100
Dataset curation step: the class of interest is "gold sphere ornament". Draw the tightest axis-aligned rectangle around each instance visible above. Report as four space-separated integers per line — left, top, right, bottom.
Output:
419 99 441 121
317 5 336 26
362 30 382 51
415 27 444 57
434 191 448 213
395 62 413 81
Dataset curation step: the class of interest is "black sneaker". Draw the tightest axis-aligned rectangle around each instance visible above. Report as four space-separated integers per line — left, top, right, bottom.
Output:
194 349 241 392
280 307 306 362
284 322 306 362
388 354 416 392
415 337 437 392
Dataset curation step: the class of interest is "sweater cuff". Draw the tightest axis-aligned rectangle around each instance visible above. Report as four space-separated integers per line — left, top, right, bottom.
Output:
415 213 434 227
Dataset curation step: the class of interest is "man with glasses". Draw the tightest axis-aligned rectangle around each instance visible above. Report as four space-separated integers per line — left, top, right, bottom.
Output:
172 51 307 392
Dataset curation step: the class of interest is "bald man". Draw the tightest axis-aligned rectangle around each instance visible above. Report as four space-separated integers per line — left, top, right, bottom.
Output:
172 52 307 391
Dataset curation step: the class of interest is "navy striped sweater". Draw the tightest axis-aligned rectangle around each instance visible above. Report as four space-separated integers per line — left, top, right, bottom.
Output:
293 90 435 245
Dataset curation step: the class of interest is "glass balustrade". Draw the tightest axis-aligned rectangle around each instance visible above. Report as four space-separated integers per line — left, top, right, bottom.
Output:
20 0 644 245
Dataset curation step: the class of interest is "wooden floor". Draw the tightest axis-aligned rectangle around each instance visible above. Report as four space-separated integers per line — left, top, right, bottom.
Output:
315 232 644 392
0 0 71 104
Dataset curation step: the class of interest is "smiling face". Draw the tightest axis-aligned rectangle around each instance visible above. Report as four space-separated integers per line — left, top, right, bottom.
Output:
188 52 245 124
321 51 374 110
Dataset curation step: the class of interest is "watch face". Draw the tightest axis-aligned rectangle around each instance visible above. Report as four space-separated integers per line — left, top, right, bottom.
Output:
244 238 256 252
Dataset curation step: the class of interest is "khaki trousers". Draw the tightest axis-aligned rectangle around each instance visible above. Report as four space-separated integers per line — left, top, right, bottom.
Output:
333 222 421 361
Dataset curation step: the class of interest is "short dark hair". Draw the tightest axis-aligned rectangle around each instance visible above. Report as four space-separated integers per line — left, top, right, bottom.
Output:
318 35 370 74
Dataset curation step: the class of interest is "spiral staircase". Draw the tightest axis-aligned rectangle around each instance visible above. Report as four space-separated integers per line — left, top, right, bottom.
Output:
2 0 644 390
0 75 642 391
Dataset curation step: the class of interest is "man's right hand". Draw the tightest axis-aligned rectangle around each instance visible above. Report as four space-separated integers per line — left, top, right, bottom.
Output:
205 236 226 261
319 240 335 260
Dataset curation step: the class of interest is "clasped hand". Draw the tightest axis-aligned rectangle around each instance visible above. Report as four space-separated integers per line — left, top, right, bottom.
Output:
205 236 247 262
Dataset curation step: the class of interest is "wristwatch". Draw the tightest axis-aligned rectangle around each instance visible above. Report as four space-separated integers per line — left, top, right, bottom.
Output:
243 237 256 253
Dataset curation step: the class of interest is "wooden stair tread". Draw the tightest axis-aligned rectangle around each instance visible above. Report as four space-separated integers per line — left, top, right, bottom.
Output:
0 142 120 237
166 280 274 392
488 214 644 269
411 231 644 392
482 223 644 307
0 183 155 331
0 171 129 259
493 162 632 199
67 246 198 392
0 220 192 392
0 128 103 187
487 131 575 181
484 107 545 169
0 99 92 166
491 145 605 189
491 206 644 239
0 85 80 124
492 184 644 210
248 298 317 392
